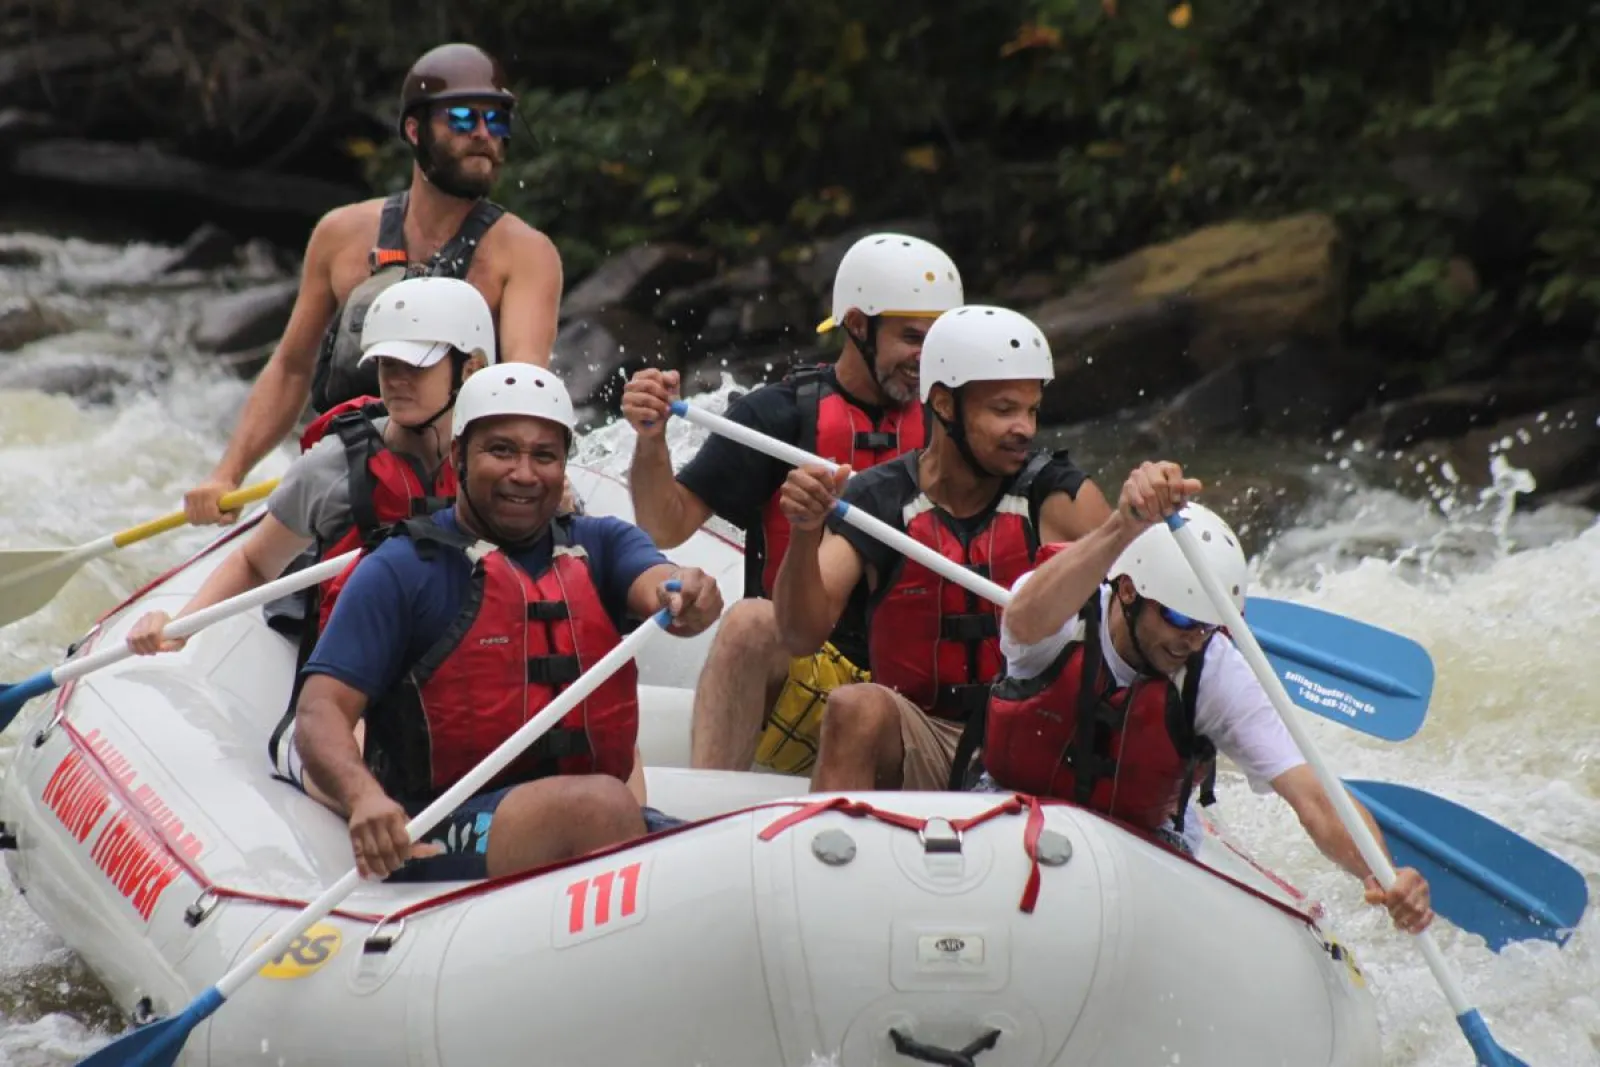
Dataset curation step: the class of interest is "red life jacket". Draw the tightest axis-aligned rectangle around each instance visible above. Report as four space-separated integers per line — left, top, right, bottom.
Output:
752 368 923 596
865 451 1050 721
982 591 1216 834
298 396 456 630
362 518 638 810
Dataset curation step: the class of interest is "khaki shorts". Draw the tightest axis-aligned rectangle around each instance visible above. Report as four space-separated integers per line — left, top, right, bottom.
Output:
754 643 871 775
884 688 967 791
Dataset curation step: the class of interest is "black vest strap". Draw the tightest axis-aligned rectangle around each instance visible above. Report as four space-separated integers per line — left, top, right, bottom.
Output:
425 200 507 278
365 192 410 271
792 366 827 458
331 407 387 543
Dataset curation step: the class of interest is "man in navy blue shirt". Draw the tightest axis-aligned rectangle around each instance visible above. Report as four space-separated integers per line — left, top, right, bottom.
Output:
294 364 723 883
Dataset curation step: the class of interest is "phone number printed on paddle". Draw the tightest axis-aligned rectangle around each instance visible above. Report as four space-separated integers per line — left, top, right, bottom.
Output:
554 859 648 948
1283 670 1376 721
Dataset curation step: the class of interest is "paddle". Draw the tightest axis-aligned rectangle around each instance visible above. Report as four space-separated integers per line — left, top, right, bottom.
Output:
1347 779 1587 952
77 600 682 1067
1166 512 1528 1067
0 479 280 629
665 400 1433 741
0 547 358 732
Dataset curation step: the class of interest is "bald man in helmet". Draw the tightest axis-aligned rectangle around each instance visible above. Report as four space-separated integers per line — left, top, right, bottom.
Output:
184 43 564 527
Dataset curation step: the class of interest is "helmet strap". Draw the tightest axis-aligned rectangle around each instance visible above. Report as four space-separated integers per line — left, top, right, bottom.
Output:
932 388 1004 480
1117 592 1160 677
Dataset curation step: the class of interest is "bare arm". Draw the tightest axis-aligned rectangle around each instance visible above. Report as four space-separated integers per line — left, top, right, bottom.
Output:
626 562 723 637
1010 462 1197 645
772 528 864 658
294 673 379 818
1005 511 1144 646
1272 765 1390 880
188 515 313 615
629 435 713 548
1038 478 1114 543
208 212 346 487
494 227 562 367
620 369 713 548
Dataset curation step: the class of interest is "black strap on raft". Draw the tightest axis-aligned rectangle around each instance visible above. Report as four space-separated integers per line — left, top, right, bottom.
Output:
889 1027 1001 1067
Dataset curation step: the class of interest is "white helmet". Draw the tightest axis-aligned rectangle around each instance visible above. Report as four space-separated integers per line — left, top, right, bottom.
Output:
360 276 497 368
816 233 963 333
1109 503 1248 627
918 305 1054 403
452 364 577 441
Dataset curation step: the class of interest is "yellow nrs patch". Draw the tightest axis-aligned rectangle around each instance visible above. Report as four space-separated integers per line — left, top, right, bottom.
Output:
1318 931 1366 989
257 922 343 979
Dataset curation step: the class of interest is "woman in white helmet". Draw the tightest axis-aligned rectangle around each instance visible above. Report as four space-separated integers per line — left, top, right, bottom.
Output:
978 460 1434 935
129 275 496 662
288 363 725 883
770 305 1113 795
619 232 967 776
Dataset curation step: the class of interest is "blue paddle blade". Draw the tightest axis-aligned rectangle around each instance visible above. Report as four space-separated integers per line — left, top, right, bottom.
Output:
1347 779 1589 952
1246 597 1433 741
0 669 58 731
76 986 222 1067
1457 1009 1531 1066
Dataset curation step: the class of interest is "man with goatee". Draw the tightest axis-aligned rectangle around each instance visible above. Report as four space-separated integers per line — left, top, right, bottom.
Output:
185 43 563 526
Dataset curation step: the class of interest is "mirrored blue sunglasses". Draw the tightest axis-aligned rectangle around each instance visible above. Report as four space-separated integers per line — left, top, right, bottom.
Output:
1157 603 1217 634
441 105 511 138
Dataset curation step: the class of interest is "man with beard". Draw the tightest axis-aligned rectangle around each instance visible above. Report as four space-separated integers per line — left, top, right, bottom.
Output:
619 234 963 775
771 306 1111 793
184 43 563 527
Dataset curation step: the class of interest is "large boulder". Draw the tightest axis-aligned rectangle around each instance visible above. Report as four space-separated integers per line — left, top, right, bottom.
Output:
561 243 718 320
0 298 74 351
551 307 680 415
192 281 298 354
1029 213 1347 424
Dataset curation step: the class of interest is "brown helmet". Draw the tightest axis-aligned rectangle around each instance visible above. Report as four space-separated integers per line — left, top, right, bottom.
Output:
398 43 515 125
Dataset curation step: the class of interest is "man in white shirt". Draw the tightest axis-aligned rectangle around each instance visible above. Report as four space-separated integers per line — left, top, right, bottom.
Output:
978 459 1434 934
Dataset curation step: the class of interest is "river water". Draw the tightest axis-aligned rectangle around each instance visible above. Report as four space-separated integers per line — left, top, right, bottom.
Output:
0 225 1596 1065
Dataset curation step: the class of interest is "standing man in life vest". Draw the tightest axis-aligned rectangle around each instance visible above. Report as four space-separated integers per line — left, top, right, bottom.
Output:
772 306 1113 793
293 365 724 881
978 465 1433 933
620 234 962 774
183 42 563 527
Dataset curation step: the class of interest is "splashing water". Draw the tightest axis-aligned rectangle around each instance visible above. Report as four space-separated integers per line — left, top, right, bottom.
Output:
0 226 1596 1065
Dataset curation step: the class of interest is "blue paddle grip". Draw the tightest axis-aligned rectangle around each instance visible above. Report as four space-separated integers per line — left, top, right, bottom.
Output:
653 578 683 629
833 500 851 519
0 670 57 721
668 400 689 417
1164 512 1188 530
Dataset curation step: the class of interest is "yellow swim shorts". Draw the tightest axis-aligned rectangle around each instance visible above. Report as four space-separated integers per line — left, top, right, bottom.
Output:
753 642 870 775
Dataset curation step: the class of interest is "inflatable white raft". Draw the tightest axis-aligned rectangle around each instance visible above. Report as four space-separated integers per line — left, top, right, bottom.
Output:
1 466 1383 1066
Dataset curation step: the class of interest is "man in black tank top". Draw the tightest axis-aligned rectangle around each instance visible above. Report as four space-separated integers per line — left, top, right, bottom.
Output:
183 43 564 527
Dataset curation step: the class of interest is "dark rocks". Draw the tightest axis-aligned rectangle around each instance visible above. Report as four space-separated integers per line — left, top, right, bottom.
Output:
551 307 680 413
159 223 239 274
1030 213 1347 422
191 281 298 353
0 298 73 351
560 243 718 319
7 140 362 225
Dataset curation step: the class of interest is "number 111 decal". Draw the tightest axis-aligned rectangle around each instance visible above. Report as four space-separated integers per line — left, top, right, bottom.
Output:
556 860 647 946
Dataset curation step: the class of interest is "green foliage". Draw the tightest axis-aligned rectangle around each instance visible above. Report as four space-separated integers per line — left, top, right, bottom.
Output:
42 0 1598 364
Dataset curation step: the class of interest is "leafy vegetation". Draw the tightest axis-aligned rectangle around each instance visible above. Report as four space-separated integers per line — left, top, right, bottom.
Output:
32 0 1600 368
